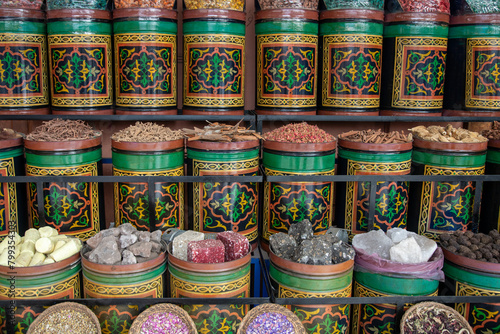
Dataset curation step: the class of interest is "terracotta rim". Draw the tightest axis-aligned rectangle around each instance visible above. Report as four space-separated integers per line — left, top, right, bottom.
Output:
0 136 23 150
318 110 380 116
24 135 102 151
168 243 251 273
187 139 259 151
115 109 178 115
413 137 488 152
443 109 500 117
451 13 500 25
256 8 319 21
183 9 245 21
0 8 45 19
256 110 317 115
112 138 184 152
385 12 450 24
380 110 443 117
338 138 412 152
269 247 353 276
182 109 245 116
0 107 50 115
81 244 167 274
488 139 500 149
51 108 114 115
443 246 500 274
113 8 177 19
320 9 384 21
47 9 111 20
0 252 80 277
263 140 336 153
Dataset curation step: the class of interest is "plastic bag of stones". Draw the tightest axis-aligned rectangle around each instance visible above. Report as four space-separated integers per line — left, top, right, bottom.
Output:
184 0 244 11
257 0 318 10
269 219 355 265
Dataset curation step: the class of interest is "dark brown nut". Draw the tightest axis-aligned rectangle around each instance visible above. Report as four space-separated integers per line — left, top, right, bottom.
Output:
470 244 479 252
464 231 475 238
496 239 500 245
492 249 500 257
440 240 449 248
489 229 500 237
466 252 477 260
470 237 480 245
475 250 483 259
483 251 493 259
457 236 472 247
440 233 452 242
480 258 488 262
453 230 464 237
481 235 493 244
447 246 457 253
486 243 494 250
491 258 499 263
450 240 460 249
493 244 500 251
459 245 471 253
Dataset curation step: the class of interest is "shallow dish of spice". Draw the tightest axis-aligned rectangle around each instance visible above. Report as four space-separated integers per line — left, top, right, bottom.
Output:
263 122 335 144
129 303 196 334
27 302 100 334
237 303 306 334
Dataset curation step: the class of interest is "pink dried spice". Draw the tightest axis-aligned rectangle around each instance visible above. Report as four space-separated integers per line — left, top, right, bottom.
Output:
263 122 335 143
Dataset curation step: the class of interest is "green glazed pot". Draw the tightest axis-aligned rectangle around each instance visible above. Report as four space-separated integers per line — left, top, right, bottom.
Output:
47 10 113 113
262 140 336 249
407 138 487 241
114 8 177 114
318 9 383 115
336 140 412 240
112 139 185 232
255 9 318 115
183 9 245 115
25 136 105 242
269 250 353 334
187 140 259 247
0 9 49 115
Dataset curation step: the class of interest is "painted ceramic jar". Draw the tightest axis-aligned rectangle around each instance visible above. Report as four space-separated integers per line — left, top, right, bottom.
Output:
114 8 177 115
168 245 251 333
262 141 335 250
269 250 353 334
112 138 184 232
82 244 166 334
0 9 49 115
25 136 105 242
318 9 383 116
444 15 500 116
380 13 449 116
186 140 259 248
0 253 81 334
407 138 487 241
47 10 113 115
256 9 318 115
336 139 412 240
443 248 500 333
480 139 500 232
183 9 245 115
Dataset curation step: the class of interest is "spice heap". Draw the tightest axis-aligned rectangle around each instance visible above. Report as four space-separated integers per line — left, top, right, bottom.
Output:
172 230 249 264
183 120 262 142
340 129 411 144
401 303 471 334
0 128 22 140
184 0 244 11
112 122 184 142
410 124 487 143
246 312 295 334
263 122 335 143
140 312 189 334
440 230 500 263
84 224 163 265
353 228 437 264
26 119 101 142
1 0 43 9
114 0 174 9
0 227 82 267
270 220 355 265
30 307 99 334
258 0 318 10
482 121 500 140
393 0 450 14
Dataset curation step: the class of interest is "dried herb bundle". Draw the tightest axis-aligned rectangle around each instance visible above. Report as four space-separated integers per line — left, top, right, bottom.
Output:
482 121 500 140
112 122 184 142
26 119 101 142
0 128 22 140
183 120 262 142
339 129 411 144
410 124 487 143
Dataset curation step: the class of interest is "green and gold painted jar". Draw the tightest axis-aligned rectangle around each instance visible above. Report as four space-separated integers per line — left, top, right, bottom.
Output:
187 140 259 248
0 134 27 242
262 141 335 250
443 248 500 333
114 8 177 115
318 9 383 116
0 253 81 334
82 245 166 334
380 12 449 116
112 138 184 232
480 139 500 232
168 245 251 333
0 9 49 115
25 136 105 241
269 250 353 334
352 269 439 334
183 9 245 115
47 9 113 115
336 139 412 240
407 138 487 240
256 9 318 115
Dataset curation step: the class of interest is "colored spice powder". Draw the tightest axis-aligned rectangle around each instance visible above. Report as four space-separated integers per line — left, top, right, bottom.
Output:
246 312 295 334
263 122 335 143
140 312 189 334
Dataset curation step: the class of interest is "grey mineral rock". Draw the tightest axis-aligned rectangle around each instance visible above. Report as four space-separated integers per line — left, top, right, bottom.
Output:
269 233 297 260
89 236 122 265
121 250 137 265
119 223 137 235
128 241 153 258
289 219 314 245
151 230 162 243
119 233 138 249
